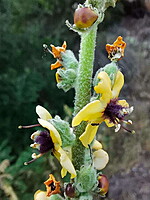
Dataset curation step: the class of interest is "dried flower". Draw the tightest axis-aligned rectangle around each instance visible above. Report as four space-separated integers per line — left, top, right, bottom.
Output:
44 174 61 196
106 36 126 61
50 41 67 70
34 174 61 199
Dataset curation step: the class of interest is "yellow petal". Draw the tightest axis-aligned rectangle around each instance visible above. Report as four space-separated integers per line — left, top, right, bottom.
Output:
117 99 129 107
92 140 103 150
38 119 62 146
72 100 105 127
61 167 67 178
93 149 109 170
79 124 99 148
55 72 62 83
104 119 115 127
36 105 52 120
94 71 112 104
53 146 60 159
57 147 76 179
34 190 49 200
53 146 76 179
112 71 124 98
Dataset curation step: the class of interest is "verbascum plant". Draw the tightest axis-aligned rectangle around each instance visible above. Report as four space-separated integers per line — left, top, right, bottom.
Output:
19 0 134 199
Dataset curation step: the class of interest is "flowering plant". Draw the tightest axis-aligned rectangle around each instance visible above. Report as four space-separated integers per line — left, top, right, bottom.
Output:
19 0 134 199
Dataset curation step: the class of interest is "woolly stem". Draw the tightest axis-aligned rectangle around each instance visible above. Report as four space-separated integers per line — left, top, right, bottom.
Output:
72 25 98 170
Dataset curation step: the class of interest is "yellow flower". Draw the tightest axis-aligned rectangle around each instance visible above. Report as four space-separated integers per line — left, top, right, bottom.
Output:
50 41 67 70
72 71 134 147
25 105 76 179
106 36 126 61
34 174 61 199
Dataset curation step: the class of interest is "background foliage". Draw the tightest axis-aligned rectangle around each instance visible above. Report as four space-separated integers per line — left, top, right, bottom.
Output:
0 0 149 199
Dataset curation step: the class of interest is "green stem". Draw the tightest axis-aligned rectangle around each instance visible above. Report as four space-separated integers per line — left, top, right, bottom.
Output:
72 25 98 170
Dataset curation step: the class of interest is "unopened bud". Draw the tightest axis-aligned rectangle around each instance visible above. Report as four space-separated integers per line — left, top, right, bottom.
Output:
98 174 109 196
74 7 98 29
65 183 76 198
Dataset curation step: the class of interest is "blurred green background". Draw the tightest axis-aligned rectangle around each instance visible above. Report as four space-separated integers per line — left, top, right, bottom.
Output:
0 0 150 199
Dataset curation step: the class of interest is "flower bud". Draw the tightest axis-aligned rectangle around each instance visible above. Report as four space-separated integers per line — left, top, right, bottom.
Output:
74 7 98 28
65 183 76 198
75 166 97 193
50 115 76 147
56 68 77 92
98 174 109 196
93 62 118 89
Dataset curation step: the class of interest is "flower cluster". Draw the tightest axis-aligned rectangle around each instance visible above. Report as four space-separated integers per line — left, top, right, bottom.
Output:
20 104 110 198
20 103 110 173
20 33 134 199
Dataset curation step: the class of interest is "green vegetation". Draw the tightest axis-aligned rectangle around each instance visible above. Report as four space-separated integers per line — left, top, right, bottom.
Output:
0 0 77 198
1 0 149 199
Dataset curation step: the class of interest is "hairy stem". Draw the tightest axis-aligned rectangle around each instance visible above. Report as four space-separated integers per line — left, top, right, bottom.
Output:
72 25 98 170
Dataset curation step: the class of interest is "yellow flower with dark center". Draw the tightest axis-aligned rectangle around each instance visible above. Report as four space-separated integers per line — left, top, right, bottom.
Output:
34 174 61 199
50 41 67 70
21 105 76 179
72 71 134 147
106 36 126 61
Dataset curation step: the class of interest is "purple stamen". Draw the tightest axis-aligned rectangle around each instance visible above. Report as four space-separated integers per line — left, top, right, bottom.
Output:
121 125 135 134
104 99 126 124
19 124 41 129
24 158 37 165
24 153 43 165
